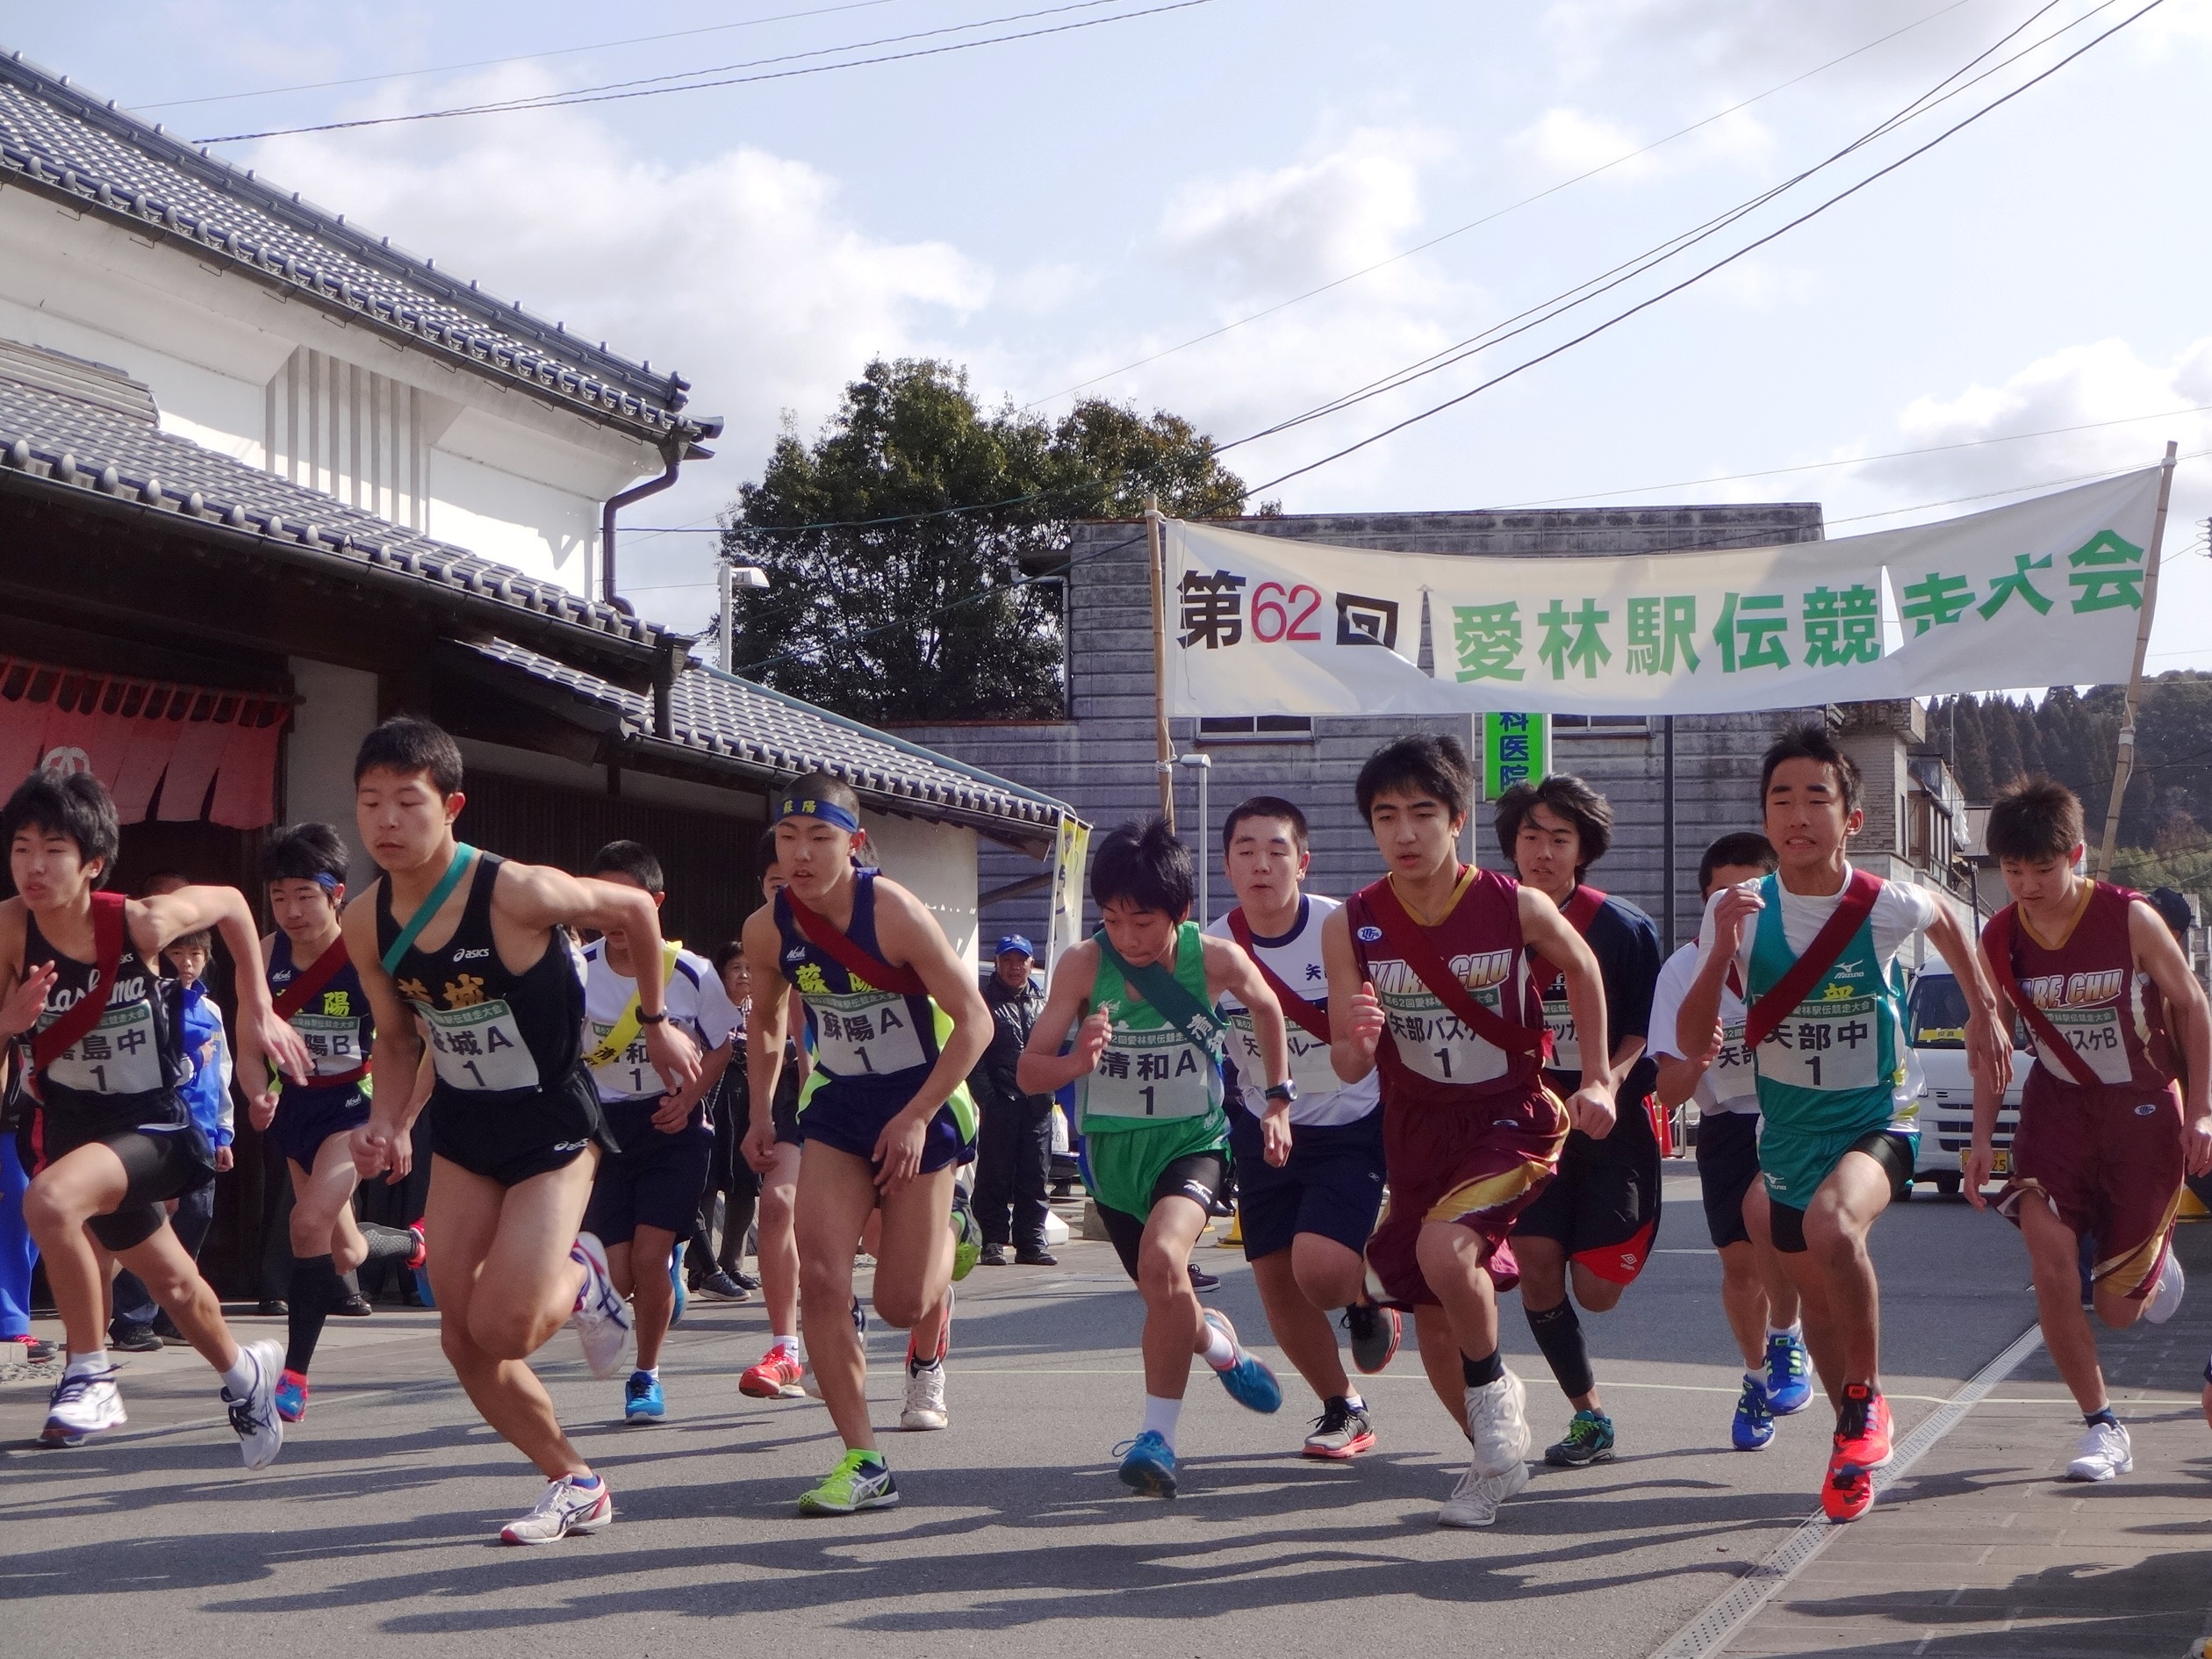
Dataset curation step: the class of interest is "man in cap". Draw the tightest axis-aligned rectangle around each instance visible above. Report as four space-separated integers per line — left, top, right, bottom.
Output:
969 936 1059 1267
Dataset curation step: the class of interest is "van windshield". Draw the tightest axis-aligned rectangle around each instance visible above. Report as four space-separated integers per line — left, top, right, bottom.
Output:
1908 975 1970 1048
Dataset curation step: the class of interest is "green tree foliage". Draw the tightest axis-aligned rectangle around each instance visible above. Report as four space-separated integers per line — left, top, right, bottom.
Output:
718 358 1253 723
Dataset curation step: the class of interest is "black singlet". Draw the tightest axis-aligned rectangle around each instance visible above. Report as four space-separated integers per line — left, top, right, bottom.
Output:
20 908 187 1124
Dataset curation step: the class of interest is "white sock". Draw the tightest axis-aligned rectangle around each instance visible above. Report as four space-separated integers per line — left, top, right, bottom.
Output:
1343 1391 1366 1412
644 1366 660 1380
772 1332 799 1354
66 1348 110 1379
1745 1370 1764 1390
1142 1394 1183 1451
1198 1320 1238 1371
1767 1324 1801 1342
220 1348 262 1397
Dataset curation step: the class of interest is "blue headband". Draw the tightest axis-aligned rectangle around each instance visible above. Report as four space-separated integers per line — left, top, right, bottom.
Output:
313 873 341 895
774 794 860 834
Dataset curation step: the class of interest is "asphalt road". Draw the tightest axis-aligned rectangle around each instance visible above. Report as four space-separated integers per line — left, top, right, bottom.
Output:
1 1172 2045 1659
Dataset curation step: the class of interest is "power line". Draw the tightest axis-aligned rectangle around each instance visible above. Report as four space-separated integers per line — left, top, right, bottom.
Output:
197 0 1217 144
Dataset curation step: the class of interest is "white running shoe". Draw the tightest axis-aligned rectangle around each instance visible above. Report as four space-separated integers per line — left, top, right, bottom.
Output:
41 1364 126 1446
499 1475 614 1545
223 1339 286 1469
1440 1458 1530 1527
1463 1368 1533 1477
2146 1251 2186 1325
569 1232 633 1380
2065 1418 2133 1482
901 1361 949 1431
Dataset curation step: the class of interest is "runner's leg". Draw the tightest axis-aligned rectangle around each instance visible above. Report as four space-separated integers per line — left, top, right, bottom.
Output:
22 1144 134 1358
1138 1194 1210 1397
2020 1195 2110 1415
1412 1303 1465 1419
1799 1151 1894 1388
1415 1221 1502 1383
111 1221 242 1372
758 1142 802 1335
1743 1184 1801 1332
1251 1242 1352 1404
1514 1234 1601 1413
1717 1242 1769 1372
629 1224 680 1372
794 1141 880 1453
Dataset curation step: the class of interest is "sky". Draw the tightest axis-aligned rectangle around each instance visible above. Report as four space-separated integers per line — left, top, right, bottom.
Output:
13 0 2212 671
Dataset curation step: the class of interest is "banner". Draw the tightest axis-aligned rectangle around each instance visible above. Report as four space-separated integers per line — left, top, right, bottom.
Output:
1044 813 1091 972
1483 713 1548 798
1165 468 2164 718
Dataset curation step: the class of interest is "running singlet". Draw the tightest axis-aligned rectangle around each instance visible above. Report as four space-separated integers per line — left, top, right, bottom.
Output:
1649 943 1758 1115
1079 921 1224 1130
581 938 735 1105
1205 896 1379 1128
375 851 585 1102
1989 882 2177 1093
20 912 188 1121
268 932 373 1100
772 872 967 1131
1345 866 1543 1102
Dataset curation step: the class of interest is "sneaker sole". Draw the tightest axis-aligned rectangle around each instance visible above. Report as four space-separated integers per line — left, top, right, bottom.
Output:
1543 1447 1617 1469
1118 1463 1178 1498
2065 1460 2131 1482
500 1507 614 1546
1766 1390 1814 1417
1302 1432 1376 1460
1440 1460 1529 1527
798 1490 901 1516
624 1411 665 1426
900 1412 949 1432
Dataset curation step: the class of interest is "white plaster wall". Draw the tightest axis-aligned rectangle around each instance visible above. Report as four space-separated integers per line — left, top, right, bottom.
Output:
427 447 604 592
860 814 980 966
285 658 381 889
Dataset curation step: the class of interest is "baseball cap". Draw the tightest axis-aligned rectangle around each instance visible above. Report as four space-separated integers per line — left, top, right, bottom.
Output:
994 934 1036 959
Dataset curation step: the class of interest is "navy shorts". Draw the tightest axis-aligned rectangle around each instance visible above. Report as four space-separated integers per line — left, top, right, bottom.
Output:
1228 1101 1387 1260
1695 1110 1763 1250
585 1102 715 1246
800 1083 971 1174
270 1084 371 1171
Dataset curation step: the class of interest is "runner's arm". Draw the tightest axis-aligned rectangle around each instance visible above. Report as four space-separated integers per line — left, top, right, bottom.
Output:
1208 934 1294 1166
1521 886 1616 1135
1646 960 1705 1110
1677 886 1761 1064
1923 903 2012 1097
1962 962 2018 1209
341 887 424 1181
873 880 995 1124
1320 905 1385 1085
740 903 792 1170
2131 900 2212 1174
0 901 55 1041
136 885 311 1101
1018 943 1107 1095
657 1038 733 1133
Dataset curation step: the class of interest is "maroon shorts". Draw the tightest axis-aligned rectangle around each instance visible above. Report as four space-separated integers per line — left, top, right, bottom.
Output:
1364 1081 1569 1308
1997 1069 2185 1300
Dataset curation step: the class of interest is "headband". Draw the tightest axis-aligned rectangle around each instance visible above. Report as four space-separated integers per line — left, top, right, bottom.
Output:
774 794 861 834
313 873 341 895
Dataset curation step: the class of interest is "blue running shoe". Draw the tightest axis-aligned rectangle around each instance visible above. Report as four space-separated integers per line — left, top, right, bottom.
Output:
624 1369 665 1424
1764 1330 1813 1416
1116 1430 1178 1497
1732 1374 1775 1451
668 1251 687 1328
1203 1311 1282 1414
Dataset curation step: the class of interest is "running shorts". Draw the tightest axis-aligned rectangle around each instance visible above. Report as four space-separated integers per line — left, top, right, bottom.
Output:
1364 1082 1569 1308
429 1066 610 1189
270 1084 371 1171
800 1090 970 1174
1095 1149 1232 1282
1768 1129 1916 1253
1998 1071 2185 1301
1512 1110 1663 1285
1694 1110 1762 1250
1083 1110 1228 1223
1227 1098 1386 1261
585 1106 715 1246
26 1099 214 1253
1760 1104 1916 1211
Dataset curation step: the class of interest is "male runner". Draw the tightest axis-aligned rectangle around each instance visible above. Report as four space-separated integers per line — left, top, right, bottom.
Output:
1965 779 2208 1480
258 822 426 1423
740 774 990 1513
1648 832 1813 1452
1494 775 1663 1469
578 839 741 1426
2 769 307 1462
1321 733 1614 1528
345 718 699 1543
1205 795 1397 1460
1677 723 2010 1522
1019 815 1292 1497
737 832 814 1400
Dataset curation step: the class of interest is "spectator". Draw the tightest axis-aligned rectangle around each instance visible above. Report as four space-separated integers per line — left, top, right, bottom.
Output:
969 936 1057 1267
687 941 753 1301
1 1128 50 1362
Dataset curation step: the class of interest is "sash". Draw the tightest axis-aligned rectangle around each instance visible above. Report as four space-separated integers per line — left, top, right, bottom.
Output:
380 844 478 977
783 889 927 996
1361 877 1548 1058
1224 908 1332 1044
273 935 352 1023
1540 883 1609 995
1742 869 1882 1052
30 891 127 1072
1095 930 1226 1052
583 941 685 1070
1980 906 2102 1088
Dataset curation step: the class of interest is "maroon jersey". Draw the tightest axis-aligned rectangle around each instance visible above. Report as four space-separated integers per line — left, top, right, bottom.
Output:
1347 866 1543 1104
1984 881 2176 1095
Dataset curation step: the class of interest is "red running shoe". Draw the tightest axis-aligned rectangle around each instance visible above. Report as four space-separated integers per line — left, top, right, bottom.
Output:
1821 1382 1892 1523
739 1346 806 1400
406 1221 428 1272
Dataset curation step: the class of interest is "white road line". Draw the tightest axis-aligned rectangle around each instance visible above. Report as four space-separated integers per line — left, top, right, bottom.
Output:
1648 1321 2045 1659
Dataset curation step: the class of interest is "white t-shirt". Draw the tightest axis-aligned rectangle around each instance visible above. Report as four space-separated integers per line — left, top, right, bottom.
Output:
1205 894 1382 1129
581 939 739 1103
1648 941 1758 1115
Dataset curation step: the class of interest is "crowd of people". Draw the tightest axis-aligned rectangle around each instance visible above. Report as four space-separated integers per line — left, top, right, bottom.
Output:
3 712 2208 1544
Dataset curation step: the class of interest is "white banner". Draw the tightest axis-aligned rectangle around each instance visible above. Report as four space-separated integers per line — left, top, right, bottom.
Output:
1165 468 2163 717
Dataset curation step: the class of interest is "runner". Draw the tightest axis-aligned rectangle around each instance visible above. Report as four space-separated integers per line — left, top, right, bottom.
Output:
1018 815 1293 1497
257 822 427 1424
577 839 742 1426
1676 723 2011 1523
343 718 700 1543
739 775 991 1513
1321 734 1612 1527
1648 832 1813 1453
1204 795 1397 1461
2 769 308 1462
1494 775 1663 1471
1965 779 2209 1481
736 831 814 1402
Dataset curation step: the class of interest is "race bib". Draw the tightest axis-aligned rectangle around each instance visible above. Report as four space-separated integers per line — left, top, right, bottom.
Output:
808 990 926 1080
2031 1005 2131 1086
291 1002 366 1081
45 1000 165 1096
585 1021 664 1101
1376 983 1512 1088
420 999 540 1092
1083 1023 1217 1120
1224 1007 1341 1099
1706 1018 1759 1108
1754 995 1882 1093
1541 990 1579 1073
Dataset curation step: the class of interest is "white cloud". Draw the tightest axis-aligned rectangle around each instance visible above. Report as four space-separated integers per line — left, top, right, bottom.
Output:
1512 107 1655 179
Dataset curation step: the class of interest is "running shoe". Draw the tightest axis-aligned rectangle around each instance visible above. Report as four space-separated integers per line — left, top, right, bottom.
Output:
2065 1418 2133 1482
798 1450 899 1514
730 1268 761 1292
1303 1396 1375 1459
1731 1375 1775 1452
1203 1310 1282 1414
740 1345 808 1399
2147 1252 2187 1325
1188 1265 1220 1293
334 1295 374 1318
1821 1382 1892 1523
274 1368 310 1424
568 1232 633 1380
668 1253 687 1328
224 1339 285 1469
1116 1430 1178 1497
1544 1408 1616 1469
1462 1368 1533 1477
500 1474 614 1544
1341 1302 1402 1375
951 1196 982 1282
40 1365 126 1447
979 1245 1008 1268
109 1320 161 1354
6 1332 55 1363
405 1220 428 1271
624 1369 665 1424
901 1360 949 1431
698 1269 750 1302
1439 1458 1528 1527
1763 1329 1814 1416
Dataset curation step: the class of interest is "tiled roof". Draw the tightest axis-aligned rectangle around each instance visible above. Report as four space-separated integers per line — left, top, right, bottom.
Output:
0 342 672 657
459 637 1071 842
0 51 716 447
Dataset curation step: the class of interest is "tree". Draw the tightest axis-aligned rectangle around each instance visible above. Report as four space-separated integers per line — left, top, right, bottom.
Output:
717 358 1253 723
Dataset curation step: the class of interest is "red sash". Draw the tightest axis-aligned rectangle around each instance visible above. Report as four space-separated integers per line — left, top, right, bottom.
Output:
1225 908 1332 1044
783 889 927 997
273 935 352 1023
30 892 127 1072
1361 877 1549 1058
1540 883 1608 993
1742 870 1882 1052
1980 906 2102 1088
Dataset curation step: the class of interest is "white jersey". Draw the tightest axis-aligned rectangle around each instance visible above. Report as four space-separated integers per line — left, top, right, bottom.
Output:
1648 941 1758 1116
1205 894 1382 1129
580 939 738 1103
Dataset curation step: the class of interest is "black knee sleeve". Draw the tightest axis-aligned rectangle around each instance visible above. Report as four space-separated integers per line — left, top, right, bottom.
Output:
1769 1201 1809 1254
1526 1301 1596 1399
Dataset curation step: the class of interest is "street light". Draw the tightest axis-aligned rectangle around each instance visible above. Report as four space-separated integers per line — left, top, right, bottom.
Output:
1179 751 1213 923
718 562 771 672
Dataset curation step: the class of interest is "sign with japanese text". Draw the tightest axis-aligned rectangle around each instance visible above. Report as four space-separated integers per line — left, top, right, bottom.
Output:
1483 713 1548 799
1164 468 2163 717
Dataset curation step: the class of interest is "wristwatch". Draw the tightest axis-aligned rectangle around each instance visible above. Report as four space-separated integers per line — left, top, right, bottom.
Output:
1263 1081 1298 1105
637 1010 669 1025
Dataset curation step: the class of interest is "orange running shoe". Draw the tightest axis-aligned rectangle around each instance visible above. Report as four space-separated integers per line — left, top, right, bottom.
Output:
1821 1382 1892 1522
740 1346 807 1400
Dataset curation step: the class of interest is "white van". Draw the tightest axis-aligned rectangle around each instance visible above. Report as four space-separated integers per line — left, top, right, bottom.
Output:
1906 966 2030 1196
